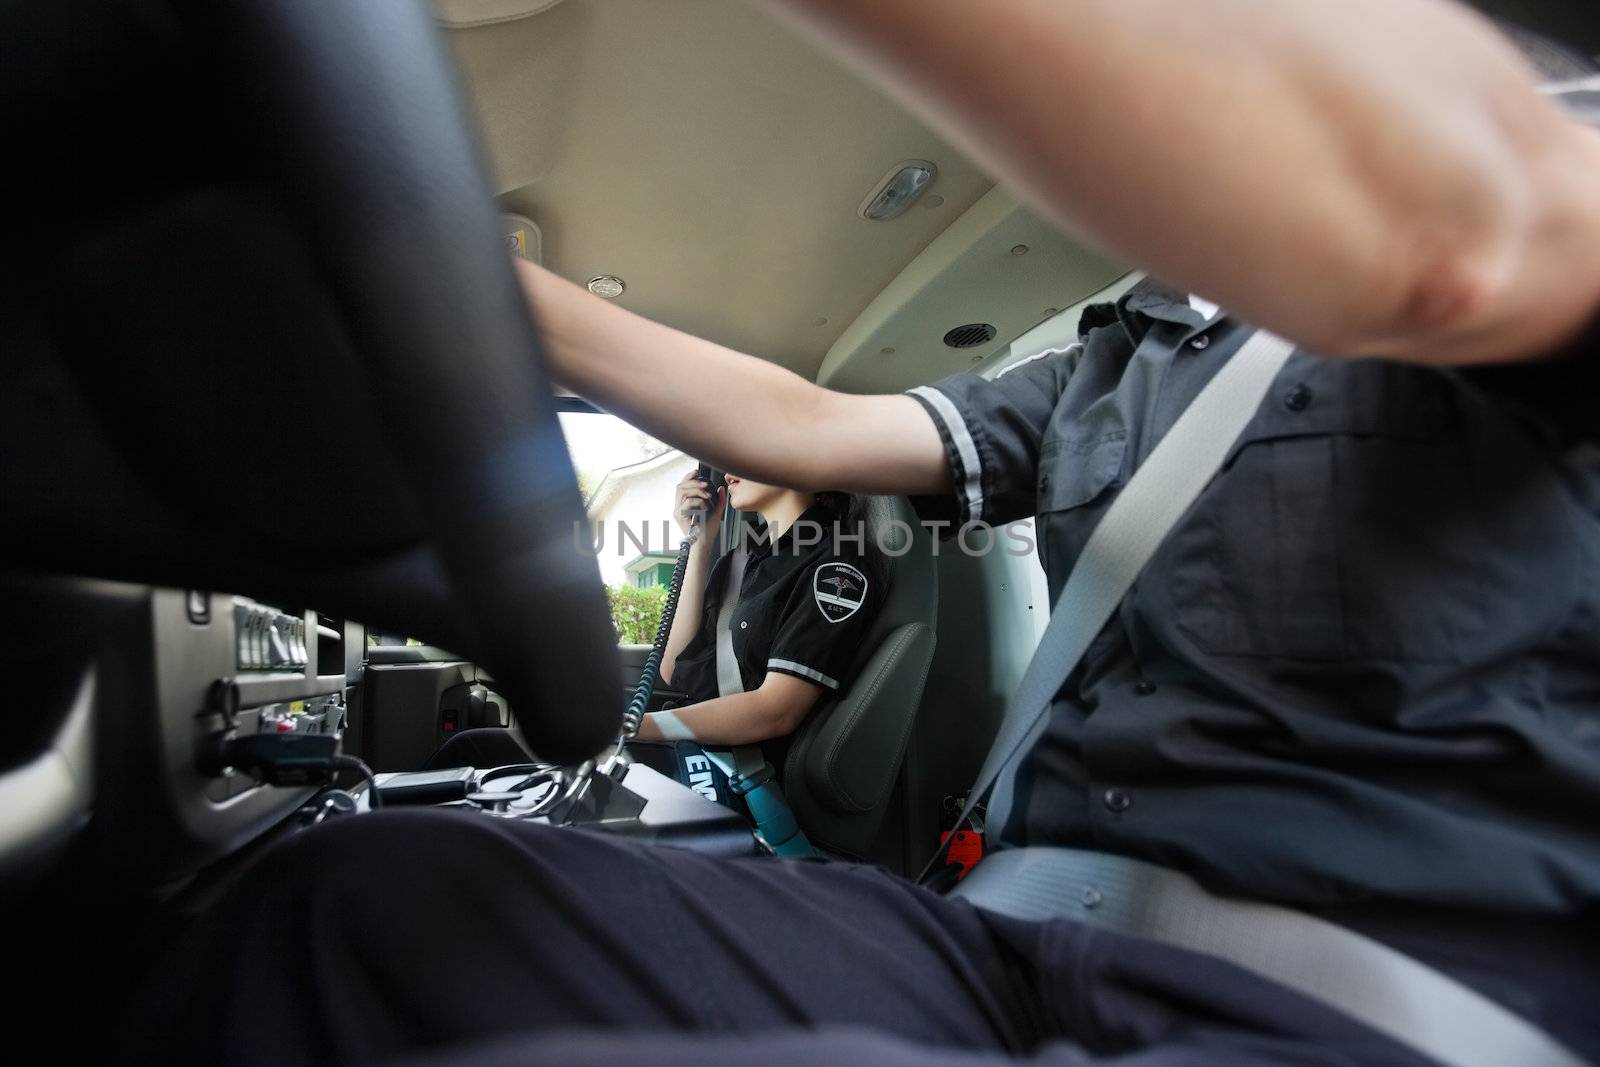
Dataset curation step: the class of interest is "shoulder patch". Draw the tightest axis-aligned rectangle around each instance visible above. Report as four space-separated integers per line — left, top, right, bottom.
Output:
813 562 868 623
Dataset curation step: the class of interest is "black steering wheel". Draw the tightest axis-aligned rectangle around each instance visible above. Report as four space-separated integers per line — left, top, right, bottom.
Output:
0 0 619 761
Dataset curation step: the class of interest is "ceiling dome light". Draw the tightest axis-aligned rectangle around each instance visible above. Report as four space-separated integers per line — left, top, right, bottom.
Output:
586 275 626 299
502 213 542 264
859 160 937 221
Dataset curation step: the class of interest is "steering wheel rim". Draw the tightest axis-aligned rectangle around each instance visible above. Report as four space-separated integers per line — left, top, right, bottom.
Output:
223 0 622 762
1 0 620 763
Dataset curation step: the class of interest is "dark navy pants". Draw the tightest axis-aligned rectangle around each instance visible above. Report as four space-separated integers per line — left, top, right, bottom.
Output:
117 809 1430 1066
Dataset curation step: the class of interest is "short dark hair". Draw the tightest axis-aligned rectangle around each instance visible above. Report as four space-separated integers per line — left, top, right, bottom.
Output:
814 490 873 541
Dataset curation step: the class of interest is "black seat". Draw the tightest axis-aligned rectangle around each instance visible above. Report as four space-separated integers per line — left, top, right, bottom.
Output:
782 496 937 867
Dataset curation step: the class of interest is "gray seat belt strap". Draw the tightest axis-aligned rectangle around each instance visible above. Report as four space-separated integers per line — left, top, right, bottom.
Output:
928 329 1296 871
714 545 748 699
955 848 1588 1067
705 545 813 857
709 546 766 782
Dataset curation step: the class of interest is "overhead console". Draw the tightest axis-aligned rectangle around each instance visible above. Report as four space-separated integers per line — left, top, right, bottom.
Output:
816 187 1128 394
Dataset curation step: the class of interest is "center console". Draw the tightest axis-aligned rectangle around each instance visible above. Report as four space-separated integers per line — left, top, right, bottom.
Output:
372 755 759 857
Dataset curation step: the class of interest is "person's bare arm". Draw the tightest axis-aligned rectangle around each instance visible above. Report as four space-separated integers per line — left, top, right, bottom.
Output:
658 539 711 688
769 0 1600 364
660 471 720 686
519 260 950 496
636 673 821 747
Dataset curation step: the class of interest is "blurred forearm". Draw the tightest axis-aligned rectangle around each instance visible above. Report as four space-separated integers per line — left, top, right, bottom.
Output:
769 0 1600 363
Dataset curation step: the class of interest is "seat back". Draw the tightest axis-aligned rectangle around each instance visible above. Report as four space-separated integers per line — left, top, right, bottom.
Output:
782 496 936 863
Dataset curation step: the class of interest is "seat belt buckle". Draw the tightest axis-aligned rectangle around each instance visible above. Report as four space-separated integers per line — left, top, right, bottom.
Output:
937 805 986 880
727 763 774 796
937 830 985 879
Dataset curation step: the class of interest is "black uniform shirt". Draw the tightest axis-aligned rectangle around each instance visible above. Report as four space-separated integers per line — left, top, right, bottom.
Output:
907 279 1600 918
670 505 882 767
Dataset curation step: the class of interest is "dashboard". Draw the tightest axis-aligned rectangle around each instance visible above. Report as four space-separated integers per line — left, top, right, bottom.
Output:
1 576 361 887
1 574 755 895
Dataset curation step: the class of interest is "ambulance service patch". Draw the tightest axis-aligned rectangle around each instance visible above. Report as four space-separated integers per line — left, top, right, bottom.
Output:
813 562 868 623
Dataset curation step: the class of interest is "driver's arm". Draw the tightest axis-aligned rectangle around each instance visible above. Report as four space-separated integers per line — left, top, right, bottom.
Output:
635 673 820 747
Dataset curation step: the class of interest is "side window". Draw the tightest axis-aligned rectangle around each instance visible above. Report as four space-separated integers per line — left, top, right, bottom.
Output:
559 409 679 641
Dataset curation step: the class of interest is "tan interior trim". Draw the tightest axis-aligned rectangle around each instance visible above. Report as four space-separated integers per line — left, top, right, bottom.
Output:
433 0 567 30
816 188 1125 394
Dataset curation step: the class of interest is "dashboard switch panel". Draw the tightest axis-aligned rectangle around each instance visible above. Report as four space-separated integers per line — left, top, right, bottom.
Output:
232 598 309 672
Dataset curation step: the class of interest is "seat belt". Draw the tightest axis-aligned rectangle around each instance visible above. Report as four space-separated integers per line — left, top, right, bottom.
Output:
935 328 1588 1067
713 546 751 703
924 328 1297 875
954 848 1587 1067
704 545 815 858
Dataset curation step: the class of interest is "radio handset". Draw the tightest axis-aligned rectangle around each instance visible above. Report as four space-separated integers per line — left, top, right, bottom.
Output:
690 463 728 539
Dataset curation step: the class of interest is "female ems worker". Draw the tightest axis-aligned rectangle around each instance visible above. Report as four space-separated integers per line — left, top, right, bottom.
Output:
429 468 882 781
639 469 882 779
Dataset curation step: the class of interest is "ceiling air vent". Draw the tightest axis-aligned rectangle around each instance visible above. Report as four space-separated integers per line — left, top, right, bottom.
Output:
942 323 997 349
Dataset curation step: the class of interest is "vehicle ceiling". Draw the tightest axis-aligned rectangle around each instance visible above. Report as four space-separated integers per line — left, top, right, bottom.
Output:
443 0 1021 384
442 0 1598 389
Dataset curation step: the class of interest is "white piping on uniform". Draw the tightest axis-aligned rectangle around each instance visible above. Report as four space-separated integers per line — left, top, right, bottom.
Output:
996 343 1082 380
768 659 839 690
907 384 985 523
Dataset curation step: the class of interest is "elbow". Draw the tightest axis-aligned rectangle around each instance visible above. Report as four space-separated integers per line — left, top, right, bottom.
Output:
1382 244 1510 351
1320 225 1520 361
769 701 812 739
768 692 819 740
746 690 814 743
1352 140 1584 359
